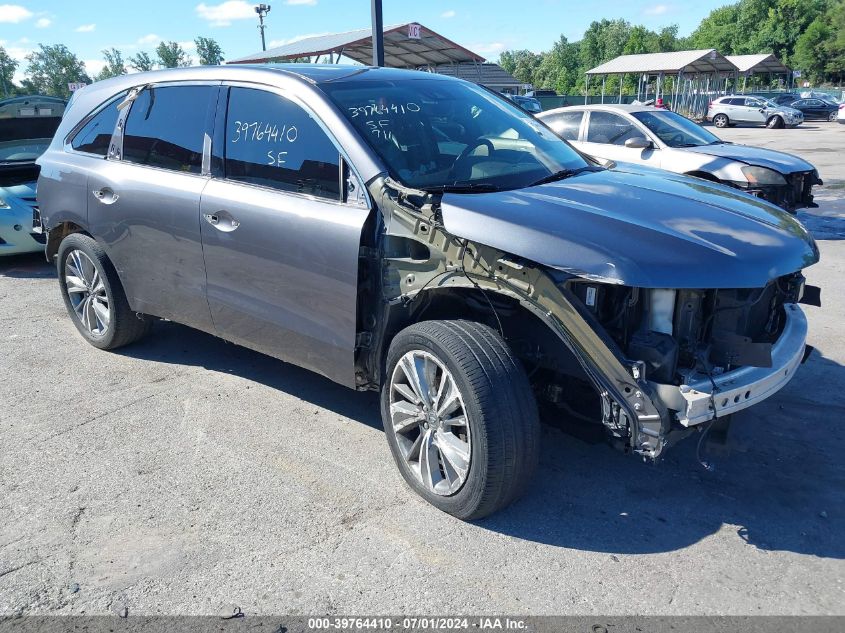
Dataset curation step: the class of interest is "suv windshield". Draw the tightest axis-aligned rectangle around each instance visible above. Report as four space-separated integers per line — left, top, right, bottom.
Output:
323 77 588 191
632 110 721 148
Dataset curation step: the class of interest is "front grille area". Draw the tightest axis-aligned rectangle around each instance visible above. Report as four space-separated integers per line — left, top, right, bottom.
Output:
571 274 804 384
757 170 818 211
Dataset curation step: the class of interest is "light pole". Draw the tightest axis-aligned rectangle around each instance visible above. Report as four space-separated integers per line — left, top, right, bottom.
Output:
255 4 271 52
371 0 384 67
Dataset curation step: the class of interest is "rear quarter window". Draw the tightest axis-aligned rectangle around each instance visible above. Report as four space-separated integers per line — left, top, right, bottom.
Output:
70 92 125 156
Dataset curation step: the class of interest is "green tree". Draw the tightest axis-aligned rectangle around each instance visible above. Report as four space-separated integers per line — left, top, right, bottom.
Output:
195 36 224 65
533 36 581 93
155 41 191 68
498 49 542 84
24 44 91 99
0 46 19 97
96 48 127 81
688 4 740 52
129 51 155 72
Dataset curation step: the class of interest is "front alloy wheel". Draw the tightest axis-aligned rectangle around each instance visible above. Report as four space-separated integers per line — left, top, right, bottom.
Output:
65 249 110 336
381 320 540 520
388 350 471 496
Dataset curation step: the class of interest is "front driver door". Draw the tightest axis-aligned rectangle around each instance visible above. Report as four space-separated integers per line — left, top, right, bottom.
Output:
200 85 371 387
579 110 661 168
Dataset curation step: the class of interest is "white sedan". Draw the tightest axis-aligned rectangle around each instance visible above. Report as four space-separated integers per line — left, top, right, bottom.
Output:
537 103 821 213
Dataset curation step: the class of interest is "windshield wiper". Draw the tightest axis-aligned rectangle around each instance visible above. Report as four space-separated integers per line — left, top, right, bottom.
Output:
528 166 593 187
423 182 502 194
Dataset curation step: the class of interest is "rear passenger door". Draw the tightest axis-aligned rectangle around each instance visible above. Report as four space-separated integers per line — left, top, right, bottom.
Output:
87 83 218 331
199 85 371 387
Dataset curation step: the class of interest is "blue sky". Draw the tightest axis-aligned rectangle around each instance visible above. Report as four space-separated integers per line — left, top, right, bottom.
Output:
1 0 729 81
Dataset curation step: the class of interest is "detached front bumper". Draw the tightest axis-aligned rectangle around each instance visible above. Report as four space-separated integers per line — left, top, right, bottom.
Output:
652 304 808 427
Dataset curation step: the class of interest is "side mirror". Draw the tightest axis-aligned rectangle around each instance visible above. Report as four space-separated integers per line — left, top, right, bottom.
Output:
624 136 653 149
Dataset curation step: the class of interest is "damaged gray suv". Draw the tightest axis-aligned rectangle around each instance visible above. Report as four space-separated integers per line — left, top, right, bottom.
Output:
37 65 821 519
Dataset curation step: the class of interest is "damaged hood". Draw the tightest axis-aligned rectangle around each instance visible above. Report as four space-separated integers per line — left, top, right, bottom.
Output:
440 165 819 288
684 143 815 175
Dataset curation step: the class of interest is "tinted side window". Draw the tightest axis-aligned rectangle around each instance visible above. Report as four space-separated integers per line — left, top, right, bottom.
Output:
724 98 743 106
586 111 639 145
546 111 583 141
123 86 215 173
70 92 124 156
224 87 340 200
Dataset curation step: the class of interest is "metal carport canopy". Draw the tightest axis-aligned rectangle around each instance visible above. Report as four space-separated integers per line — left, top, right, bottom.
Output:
226 23 485 67
725 54 790 74
586 49 738 75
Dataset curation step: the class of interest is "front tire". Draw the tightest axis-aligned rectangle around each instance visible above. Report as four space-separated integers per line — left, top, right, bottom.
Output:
57 233 151 350
828 111 837 122
766 115 784 129
713 114 729 128
381 320 541 520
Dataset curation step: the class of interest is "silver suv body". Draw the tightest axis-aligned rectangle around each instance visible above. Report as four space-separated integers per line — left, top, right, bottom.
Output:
707 95 803 129
537 104 821 212
37 66 820 519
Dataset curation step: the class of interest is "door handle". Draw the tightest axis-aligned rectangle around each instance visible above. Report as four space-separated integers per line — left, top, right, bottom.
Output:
92 188 119 204
204 211 240 232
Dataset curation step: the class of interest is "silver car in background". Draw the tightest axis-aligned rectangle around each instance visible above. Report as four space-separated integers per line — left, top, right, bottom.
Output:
538 104 821 212
706 95 803 129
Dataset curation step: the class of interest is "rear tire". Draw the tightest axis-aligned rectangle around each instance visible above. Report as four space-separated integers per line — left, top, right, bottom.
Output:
713 114 729 128
381 320 541 520
766 115 784 129
57 233 152 350
828 111 837 122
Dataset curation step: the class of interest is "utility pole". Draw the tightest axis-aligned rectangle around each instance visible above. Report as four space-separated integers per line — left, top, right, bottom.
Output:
371 0 384 67
255 4 271 52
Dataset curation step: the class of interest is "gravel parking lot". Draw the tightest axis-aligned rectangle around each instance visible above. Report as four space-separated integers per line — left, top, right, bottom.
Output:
1 123 844 617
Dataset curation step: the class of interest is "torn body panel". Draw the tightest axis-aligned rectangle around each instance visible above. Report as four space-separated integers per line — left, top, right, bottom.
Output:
364 177 668 458
362 175 817 461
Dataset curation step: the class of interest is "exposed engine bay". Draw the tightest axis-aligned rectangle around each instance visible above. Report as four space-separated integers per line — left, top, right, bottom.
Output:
355 176 821 463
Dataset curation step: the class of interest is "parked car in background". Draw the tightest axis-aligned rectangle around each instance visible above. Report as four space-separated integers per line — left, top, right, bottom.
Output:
504 93 542 113
838 102 845 124
524 88 557 97
706 95 803 129
786 98 839 122
538 103 821 212
0 95 67 256
768 93 801 106
38 66 820 519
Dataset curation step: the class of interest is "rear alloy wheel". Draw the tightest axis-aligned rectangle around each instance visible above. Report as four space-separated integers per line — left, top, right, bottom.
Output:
58 233 152 350
828 111 837 122
767 115 784 129
382 320 541 520
713 114 729 128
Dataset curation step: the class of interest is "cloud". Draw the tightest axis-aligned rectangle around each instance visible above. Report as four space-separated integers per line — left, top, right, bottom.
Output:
441 10 456 18
286 0 317 5
0 39 34 83
0 4 32 23
35 17 51 28
137 33 161 45
85 59 106 77
469 41 506 55
643 4 670 16
178 40 198 53
195 1 255 26
75 23 96 32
